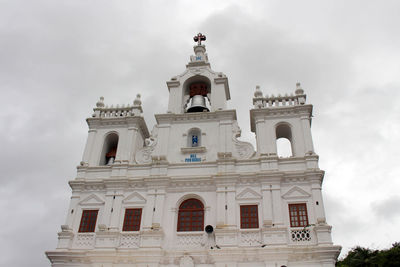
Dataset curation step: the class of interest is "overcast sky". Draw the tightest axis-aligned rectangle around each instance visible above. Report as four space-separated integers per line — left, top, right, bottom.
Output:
1 0 400 266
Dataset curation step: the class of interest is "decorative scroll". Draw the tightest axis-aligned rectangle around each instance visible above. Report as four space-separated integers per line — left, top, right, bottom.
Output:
232 122 255 159
135 126 158 164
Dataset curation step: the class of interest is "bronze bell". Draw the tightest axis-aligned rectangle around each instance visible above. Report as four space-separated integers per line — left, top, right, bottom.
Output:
187 95 209 113
187 82 209 113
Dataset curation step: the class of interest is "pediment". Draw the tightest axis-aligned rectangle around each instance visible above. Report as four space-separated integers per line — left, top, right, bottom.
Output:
79 194 105 206
236 188 262 200
282 186 311 199
123 192 146 204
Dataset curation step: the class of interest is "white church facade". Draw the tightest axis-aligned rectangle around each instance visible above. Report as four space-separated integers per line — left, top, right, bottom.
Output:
46 34 341 267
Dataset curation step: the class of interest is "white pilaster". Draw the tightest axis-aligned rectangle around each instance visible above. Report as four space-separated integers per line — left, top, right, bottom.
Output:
153 189 166 229
301 114 315 154
81 129 97 165
114 130 125 163
216 186 225 227
264 122 277 156
226 186 236 227
255 119 266 153
143 189 156 230
100 191 114 228
261 184 273 226
126 126 138 163
109 192 123 230
311 180 327 223
65 194 80 228
271 183 283 226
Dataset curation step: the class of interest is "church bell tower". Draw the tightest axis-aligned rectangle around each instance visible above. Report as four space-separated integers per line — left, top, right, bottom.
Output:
46 34 340 267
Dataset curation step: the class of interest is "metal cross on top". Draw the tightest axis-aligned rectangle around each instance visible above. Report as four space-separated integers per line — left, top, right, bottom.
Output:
193 33 206 45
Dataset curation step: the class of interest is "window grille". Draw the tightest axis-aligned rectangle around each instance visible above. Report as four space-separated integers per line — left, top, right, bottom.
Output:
177 199 204 231
240 205 259 229
289 203 309 227
78 210 98 232
122 208 142 231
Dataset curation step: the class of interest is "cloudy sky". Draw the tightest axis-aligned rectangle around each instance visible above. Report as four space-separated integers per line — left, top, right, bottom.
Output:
1 0 400 266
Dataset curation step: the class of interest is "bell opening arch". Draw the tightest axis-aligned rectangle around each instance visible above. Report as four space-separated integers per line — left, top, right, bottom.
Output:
275 122 294 157
99 132 119 165
182 75 211 113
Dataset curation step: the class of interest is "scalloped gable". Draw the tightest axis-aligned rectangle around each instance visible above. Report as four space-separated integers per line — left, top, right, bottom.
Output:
236 188 262 200
78 194 105 206
282 186 311 199
123 192 146 204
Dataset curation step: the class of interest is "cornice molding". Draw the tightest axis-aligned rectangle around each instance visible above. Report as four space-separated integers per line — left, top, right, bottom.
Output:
86 116 150 138
155 109 237 124
46 245 341 263
250 104 313 132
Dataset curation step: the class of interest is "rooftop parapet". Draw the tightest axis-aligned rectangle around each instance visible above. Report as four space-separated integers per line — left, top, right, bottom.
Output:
92 94 143 118
253 83 307 109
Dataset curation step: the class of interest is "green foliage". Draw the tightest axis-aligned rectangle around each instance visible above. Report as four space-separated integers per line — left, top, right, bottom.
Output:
337 243 400 267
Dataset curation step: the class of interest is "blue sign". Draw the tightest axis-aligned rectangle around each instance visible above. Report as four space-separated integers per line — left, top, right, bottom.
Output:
185 154 201 162
196 56 202 60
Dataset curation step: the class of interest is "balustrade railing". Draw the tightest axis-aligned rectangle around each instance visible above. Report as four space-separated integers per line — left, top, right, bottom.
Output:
239 229 262 246
71 227 316 250
289 228 315 244
75 233 96 249
253 83 307 109
119 233 140 248
92 95 143 118
176 232 204 247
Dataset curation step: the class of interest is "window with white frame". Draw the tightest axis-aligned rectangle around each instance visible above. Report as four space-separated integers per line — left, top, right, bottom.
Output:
78 210 98 232
288 203 309 227
122 208 142 231
240 205 259 229
177 198 204 231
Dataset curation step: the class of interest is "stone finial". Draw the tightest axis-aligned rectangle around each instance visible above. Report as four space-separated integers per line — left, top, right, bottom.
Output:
133 94 142 106
295 82 304 95
254 85 263 97
96 96 105 107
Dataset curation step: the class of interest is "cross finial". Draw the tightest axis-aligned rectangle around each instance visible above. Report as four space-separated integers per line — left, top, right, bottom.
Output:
193 33 206 45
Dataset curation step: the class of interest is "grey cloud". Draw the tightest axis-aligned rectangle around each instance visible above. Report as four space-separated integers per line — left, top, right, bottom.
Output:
372 196 400 220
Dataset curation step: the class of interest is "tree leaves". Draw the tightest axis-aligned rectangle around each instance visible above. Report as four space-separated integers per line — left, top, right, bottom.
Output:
337 243 400 267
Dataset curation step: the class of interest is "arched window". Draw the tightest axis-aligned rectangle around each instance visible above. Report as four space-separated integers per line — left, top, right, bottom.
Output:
100 133 119 165
276 124 293 157
177 198 204 232
187 128 201 147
